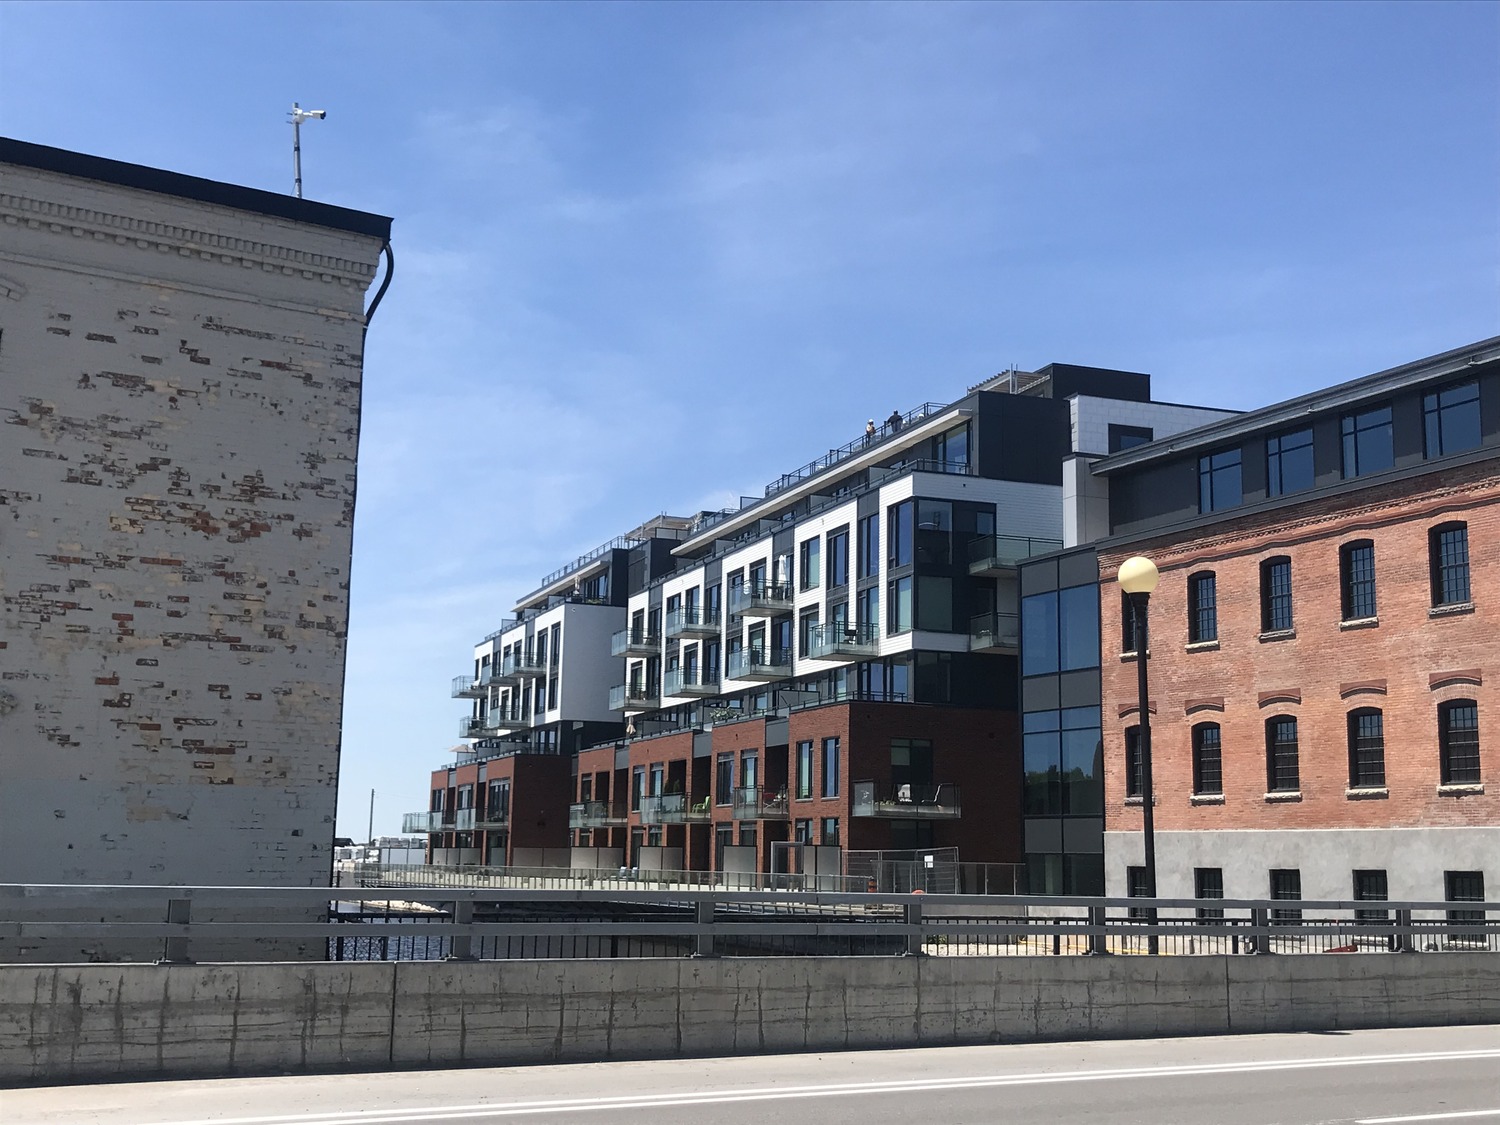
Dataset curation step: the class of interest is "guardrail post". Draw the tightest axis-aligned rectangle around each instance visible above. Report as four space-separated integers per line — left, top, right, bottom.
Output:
446 899 476 961
1086 905 1110 955
157 897 193 965
693 899 717 958
1393 909 1414 953
1249 907 1272 954
904 898 923 956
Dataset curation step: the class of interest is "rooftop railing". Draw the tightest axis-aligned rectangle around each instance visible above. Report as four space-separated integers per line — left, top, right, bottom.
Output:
763 402 950 499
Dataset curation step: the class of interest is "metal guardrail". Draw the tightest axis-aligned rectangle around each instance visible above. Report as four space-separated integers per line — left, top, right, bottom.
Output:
5 882 1496 966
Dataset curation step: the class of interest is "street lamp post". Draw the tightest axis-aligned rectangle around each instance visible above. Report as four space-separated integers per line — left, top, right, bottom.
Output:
1118 555 1159 954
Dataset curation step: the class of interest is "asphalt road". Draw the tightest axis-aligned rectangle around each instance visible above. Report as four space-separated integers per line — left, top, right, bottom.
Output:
7 1024 1499 1125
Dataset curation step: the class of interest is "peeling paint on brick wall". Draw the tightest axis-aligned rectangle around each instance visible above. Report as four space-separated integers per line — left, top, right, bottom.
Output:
0 160 387 952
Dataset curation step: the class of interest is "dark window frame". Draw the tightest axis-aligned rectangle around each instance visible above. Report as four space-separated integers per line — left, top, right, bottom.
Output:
1269 868 1303 923
1192 722 1223 796
1260 556 1293 633
1266 715 1300 792
1194 867 1224 921
1353 869 1389 924
1347 707 1386 789
1198 447 1243 514
1439 699 1481 785
1429 522 1471 607
1124 725 1143 799
1340 405 1394 478
1188 571 1218 643
1339 539 1377 621
1423 380 1482 459
1266 427 1315 497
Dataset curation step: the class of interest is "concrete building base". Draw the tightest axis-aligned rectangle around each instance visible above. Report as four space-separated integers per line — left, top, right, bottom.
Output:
4 954 1498 1086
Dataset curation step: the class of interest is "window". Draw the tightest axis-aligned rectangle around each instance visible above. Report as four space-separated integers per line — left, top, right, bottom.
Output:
1347 708 1386 789
1429 522 1470 607
1439 699 1480 785
1198 448 1242 513
631 766 645 812
1445 871 1486 939
936 422 969 468
887 500 913 568
1109 424 1154 453
1022 584 1100 676
1121 592 1144 653
1340 540 1377 621
740 750 759 790
856 585 880 631
827 528 849 589
1126 865 1150 919
1260 556 1293 633
887 575 912 634
794 818 813 844
1188 571 1217 643
1124 725 1143 798
715 753 733 805
1266 716 1300 792
1353 870 1389 924
799 537 821 590
1023 707 1103 817
821 737 840 797
1192 723 1223 796
795 741 813 799
1269 869 1302 923
1194 868 1224 921
1424 381 1481 458
915 499 952 565
1266 427 1314 496
798 608 819 659
821 817 840 846
1341 406 1394 477
857 513 880 579
915 575 954 632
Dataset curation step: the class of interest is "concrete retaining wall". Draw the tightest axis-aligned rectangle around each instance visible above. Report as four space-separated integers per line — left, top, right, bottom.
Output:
4 953 1499 1086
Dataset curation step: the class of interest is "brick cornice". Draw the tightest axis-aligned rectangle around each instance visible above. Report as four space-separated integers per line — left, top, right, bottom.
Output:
1339 680 1388 699
0 192 378 287
1430 670 1482 690
1257 690 1301 708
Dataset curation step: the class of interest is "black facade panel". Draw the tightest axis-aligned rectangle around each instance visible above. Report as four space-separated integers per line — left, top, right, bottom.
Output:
1239 436 1267 501
1482 370 1500 442
1056 549 1100 590
1058 668 1102 710
1313 416 1344 489
1109 458 1199 537
693 731 713 759
764 717 789 746
856 490 882 520
1022 675 1060 712
1037 363 1152 403
772 527 795 556
977 394 1073 485
1019 557 1059 596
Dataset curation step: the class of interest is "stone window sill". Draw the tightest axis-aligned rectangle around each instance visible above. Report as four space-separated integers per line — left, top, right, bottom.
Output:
1185 640 1220 653
1345 786 1389 800
1118 649 1151 662
1258 629 1296 643
1437 783 1484 796
1189 793 1225 805
1429 602 1475 619
1264 790 1302 803
1340 617 1379 631
1122 795 1157 806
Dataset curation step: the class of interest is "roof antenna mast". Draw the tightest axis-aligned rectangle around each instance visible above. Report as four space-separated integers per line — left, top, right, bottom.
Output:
288 102 327 199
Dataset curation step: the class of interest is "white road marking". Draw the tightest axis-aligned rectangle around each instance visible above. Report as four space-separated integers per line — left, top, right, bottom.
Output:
1358 1111 1500 1124
141 1047 1500 1125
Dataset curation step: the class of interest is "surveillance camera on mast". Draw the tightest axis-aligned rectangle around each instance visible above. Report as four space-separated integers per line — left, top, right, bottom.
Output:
288 101 328 199
290 106 327 123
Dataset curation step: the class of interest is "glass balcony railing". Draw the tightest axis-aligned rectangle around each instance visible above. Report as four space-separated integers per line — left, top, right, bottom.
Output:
609 684 661 711
513 652 547 677
851 780 962 819
662 668 722 697
639 793 713 825
569 800 628 829
732 786 791 820
806 621 878 660
610 628 660 657
481 660 519 686
970 610 1020 652
967 534 1063 575
726 648 792 681
401 811 446 833
475 806 509 830
451 673 485 699
665 607 721 639
727 581 794 617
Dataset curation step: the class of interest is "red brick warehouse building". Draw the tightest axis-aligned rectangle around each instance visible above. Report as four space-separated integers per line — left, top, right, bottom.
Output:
1019 336 1500 909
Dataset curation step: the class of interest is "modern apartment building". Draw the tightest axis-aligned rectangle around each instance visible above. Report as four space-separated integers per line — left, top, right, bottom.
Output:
0 139 390 956
421 365 1232 879
1019 337 1500 910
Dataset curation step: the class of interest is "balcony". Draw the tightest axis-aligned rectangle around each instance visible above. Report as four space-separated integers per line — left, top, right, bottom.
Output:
662 667 722 698
852 780 962 819
640 793 713 825
513 652 547 679
401 811 446 833
475 807 509 830
451 674 485 699
968 534 1063 576
458 715 487 739
609 684 661 712
569 800 628 829
452 808 477 831
727 581 794 617
665 607 721 639
610 628 660 658
726 647 792 681
732 786 791 820
481 660 520 687
806 621 878 662
970 610 1020 652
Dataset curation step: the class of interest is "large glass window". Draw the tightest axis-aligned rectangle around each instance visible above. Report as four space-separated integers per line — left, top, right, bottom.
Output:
1429 522 1470 606
857 513 880 579
915 499 952 565
1341 406 1394 477
1439 699 1480 785
1192 723 1223 795
1266 716 1300 792
1340 540 1377 621
1022 591 1060 677
795 740 813 799
936 422 969 470
1188 571 1217 643
1424 381 1481 458
1198 448 1242 513
1060 707 1103 815
827 528 849 589
1266 427 1314 496
1347 708 1386 789
798 608 819 659
887 501 913 568
1260 556 1293 633
856 585 880 631
887 575 912 634
821 737 840 797
915 575 954 632
715 753 734 805
1022 585 1101 677
799 537 821 590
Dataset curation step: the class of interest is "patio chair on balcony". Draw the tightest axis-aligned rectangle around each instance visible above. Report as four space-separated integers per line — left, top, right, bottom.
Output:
691 795 711 816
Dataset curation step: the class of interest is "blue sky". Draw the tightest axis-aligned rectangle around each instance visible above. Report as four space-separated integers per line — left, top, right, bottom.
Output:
2 1 1496 837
